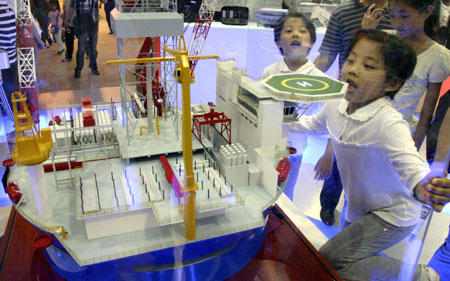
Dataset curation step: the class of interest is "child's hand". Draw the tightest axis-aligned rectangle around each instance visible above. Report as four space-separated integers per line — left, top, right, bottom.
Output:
362 4 384 30
414 177 450 212
314 153 333 180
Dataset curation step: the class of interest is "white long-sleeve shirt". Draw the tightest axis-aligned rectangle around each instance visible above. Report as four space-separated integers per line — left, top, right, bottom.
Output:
290 97 430 227
261 58 325 79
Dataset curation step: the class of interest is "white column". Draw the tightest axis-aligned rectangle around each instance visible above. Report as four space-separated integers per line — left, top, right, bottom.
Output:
28 164 53 219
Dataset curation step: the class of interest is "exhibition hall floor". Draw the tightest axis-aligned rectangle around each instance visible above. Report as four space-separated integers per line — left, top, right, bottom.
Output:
1 10 449 274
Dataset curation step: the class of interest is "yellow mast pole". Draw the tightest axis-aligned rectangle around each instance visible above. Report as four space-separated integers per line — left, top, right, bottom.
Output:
163 39 198 240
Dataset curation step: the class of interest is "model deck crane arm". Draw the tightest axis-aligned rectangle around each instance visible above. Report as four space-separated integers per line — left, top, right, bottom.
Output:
188 0 220 74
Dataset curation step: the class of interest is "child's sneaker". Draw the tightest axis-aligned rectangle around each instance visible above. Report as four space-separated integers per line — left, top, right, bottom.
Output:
57 49 65 55
418 265 440 281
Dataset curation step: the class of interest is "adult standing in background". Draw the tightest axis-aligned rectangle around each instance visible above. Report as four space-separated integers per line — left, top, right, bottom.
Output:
102 0 114 35
314 0 392 74
32 0 52 47
66 0 100 78
0 0 17 129
62 0 76 62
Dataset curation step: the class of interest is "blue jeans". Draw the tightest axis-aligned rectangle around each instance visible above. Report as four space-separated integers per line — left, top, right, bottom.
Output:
64 27 75 60
319 212 423 281
105 1 115 32
76 21 99 71
320 160 343 212
429 223 450 280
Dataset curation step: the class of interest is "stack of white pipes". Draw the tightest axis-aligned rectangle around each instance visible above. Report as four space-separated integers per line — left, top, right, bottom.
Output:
73 112 95 144
96 110 114 142
219 143 247 167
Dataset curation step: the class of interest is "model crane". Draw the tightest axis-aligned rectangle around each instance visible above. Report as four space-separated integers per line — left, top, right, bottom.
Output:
10 92 53 219
106 37 218 240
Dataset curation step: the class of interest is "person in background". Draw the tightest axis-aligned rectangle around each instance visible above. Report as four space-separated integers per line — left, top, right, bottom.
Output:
262 12 332 200
1 0 44 143
101 0 114 35
62 0 76 62
32 0 52 47
65 0 100 78
388 0 450 150
48 0 65 55
0 0 17 143
262 12 324 80
314 0 392 74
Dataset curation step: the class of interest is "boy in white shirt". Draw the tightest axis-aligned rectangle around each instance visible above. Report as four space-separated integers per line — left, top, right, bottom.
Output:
290 29 450 280
261 12 331 199
261 12 325 79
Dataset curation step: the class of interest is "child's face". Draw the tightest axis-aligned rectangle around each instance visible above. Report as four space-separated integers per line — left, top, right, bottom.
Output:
50 3 56 10
389 0 432 38
277 17 312 57
341 39 391 105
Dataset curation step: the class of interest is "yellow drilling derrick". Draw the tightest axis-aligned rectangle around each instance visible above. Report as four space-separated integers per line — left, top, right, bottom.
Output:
106 36 218 240
10 92 52 166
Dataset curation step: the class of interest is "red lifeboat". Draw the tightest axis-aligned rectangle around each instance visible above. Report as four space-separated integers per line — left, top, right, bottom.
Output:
6 182 22 203
276 157 291 184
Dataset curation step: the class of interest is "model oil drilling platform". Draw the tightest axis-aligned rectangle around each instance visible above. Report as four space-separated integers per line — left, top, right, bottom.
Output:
5 0 347 280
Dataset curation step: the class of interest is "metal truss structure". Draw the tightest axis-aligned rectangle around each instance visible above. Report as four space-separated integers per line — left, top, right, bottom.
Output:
15 0 39 125
116 1 180 144
115 0 223 145
117 0 177 13
188 0 219 73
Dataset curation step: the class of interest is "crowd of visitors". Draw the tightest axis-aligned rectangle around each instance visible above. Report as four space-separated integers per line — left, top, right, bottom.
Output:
0 1 449 280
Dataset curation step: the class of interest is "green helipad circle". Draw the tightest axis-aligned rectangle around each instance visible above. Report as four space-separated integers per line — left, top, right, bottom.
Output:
263 73 347 101
281 77 330 92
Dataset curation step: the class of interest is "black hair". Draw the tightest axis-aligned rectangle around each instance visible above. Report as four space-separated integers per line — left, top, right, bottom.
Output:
274 12 316 55
345 29 417 99
49 0 61 10
389 0 441 40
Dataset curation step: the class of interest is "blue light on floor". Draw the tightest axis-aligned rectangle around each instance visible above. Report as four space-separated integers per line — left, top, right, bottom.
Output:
284 154 302 201
39 110 49 129
307 216 340 240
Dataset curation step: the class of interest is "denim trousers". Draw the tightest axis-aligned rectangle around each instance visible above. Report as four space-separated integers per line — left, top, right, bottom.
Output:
319 212 423 281
105 1 115 32
76 22 99 71
64 27 75 60
429 223 450 280
320 160 343 212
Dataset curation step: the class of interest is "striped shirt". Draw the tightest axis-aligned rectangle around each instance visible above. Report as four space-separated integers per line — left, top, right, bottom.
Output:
319 0 393 72
0 1 16 64
69 0 99 22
